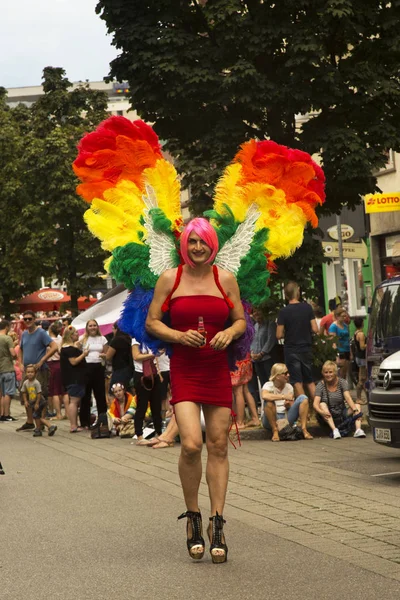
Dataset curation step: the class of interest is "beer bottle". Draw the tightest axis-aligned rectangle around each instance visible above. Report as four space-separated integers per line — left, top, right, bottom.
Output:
198 316 207 346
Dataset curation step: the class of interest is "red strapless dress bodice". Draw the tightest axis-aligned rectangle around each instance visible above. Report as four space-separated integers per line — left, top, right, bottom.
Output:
169 295 232 408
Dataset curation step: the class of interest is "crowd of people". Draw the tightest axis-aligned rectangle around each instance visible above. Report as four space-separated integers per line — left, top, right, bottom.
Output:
0 285 368 443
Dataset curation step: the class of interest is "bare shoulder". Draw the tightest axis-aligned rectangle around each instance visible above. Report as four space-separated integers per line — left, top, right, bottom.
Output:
154 268 178 296
217 267 237 287
159 268 178 284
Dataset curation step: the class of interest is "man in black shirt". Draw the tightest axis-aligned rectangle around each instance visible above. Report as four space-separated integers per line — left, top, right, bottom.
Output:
277 282 318 402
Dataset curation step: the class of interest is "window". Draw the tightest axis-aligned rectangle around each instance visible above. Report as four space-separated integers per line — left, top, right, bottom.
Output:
368 283 400 351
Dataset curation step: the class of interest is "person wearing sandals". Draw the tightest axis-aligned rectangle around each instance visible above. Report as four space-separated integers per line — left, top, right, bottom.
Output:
146 218 246 564
139 413 178 449
313 360 366 439
261 363 313 441
60 327 89 433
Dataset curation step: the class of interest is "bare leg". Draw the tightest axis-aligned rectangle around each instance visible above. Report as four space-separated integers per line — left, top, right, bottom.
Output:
203 405 231 561
68 397 81 431
232 385 245 427
152 414 179 448
51 395 62 419
299 398 313 439
39 417 52 429
62 394 70 417
317 402 336 432
294 382 306 398
25 405 34 425
174 402 203 512
353 403 363 431
265 401 279 441
1 394 11 417
356 366 367 402
47 395 54 412
305 382 316 404
202 405 231 515
243 384 259 424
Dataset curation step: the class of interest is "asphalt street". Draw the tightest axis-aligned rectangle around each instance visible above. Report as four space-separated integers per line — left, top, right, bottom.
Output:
2 401 400 600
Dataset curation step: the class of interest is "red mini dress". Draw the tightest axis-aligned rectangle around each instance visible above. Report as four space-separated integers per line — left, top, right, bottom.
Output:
163 266 233 409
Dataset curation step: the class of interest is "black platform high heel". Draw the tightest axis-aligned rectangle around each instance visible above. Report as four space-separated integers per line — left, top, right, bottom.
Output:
177 511 205 560
208 512 228 563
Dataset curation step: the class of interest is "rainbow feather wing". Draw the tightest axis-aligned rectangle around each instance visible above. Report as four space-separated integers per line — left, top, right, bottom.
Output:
211 139 325 305
73 116 182 288
73 116 183 344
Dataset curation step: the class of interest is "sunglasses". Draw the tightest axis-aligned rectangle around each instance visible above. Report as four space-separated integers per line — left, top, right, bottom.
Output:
281 371 289 375
23 318 33 322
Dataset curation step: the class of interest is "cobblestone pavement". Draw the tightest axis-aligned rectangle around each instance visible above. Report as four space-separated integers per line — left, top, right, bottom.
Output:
4 400 400 587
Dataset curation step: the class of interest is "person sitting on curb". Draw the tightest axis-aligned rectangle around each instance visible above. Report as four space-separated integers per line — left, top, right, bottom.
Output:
261 363 313 441
313 360 366 439
107 382 137 436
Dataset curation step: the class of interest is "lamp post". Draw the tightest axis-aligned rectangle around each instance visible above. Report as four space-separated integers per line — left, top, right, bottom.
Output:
336 214 348 310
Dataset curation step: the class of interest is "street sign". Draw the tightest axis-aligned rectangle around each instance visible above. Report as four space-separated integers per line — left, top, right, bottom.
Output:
327 224 354 241
322 240 368 260
364 193 400 214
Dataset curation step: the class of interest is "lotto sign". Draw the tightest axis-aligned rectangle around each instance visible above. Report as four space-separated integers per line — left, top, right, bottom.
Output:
365 193 400 213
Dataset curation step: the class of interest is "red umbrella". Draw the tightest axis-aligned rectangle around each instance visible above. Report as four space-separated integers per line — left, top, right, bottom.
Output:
77 296 97 310
17 288 70 312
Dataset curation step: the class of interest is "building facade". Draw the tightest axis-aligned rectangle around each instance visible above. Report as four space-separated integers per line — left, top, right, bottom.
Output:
368 151 400 285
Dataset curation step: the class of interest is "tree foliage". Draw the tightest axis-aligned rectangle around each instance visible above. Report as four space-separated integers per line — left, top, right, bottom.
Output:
0 91 40 316
97 0 400 217
0 68 109 315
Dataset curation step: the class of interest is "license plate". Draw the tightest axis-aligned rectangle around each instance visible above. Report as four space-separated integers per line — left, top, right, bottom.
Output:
371 366 380 380
374 428 391 442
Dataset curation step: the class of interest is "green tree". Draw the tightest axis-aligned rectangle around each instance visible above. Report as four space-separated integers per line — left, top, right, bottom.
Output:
19 67 109 313
0 89 44 316
97 0 400 217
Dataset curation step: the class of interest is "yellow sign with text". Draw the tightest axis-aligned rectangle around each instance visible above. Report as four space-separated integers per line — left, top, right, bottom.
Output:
322 241 368 261
365 193 400 213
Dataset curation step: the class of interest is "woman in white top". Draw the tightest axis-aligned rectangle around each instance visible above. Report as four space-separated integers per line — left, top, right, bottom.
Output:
131 339 169 444
261 363 312 442
79 320 108 427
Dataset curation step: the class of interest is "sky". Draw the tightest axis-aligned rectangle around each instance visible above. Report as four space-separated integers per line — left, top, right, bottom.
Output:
0 0 118 88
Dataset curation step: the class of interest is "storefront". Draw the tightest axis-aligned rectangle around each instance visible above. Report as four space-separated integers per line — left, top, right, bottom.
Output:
318 205 373 316
365 192 400 286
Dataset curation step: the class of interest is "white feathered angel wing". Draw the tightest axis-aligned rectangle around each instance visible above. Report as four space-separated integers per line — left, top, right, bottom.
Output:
214 204 261 275
142 183 178 276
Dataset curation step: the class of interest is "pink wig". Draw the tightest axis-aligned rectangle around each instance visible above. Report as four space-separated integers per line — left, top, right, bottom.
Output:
180 218 219 268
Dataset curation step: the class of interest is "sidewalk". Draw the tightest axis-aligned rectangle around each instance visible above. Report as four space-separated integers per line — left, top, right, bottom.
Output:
0 404 400 600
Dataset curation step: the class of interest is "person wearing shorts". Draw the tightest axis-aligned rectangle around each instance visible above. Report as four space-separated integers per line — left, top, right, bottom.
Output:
60 327 89 433
20 365 57 437
17 311 58 432
328 308 350 380
261 363 313 441
276 282 319 403
0 319 17 421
